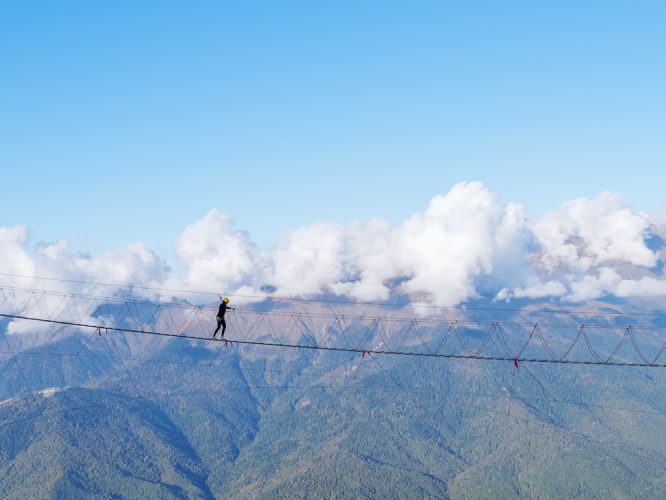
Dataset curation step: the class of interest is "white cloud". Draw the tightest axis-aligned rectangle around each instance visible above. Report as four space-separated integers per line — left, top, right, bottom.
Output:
168 184 666 306
497 280 568 301
266 181 535 306
331 218 395 301
392 182 531 305
0 226 36 284
271 218 397 301
173 209 265 295
512 191 664 302
34 240 169 297
613 277 666 298
3 183 666 322
1 235 170 336
532 192 656 273
566 267 623 302
563 272 666 303
271 221 346 297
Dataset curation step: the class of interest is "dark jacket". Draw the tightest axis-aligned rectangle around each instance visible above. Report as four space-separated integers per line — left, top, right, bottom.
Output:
217 302 229 318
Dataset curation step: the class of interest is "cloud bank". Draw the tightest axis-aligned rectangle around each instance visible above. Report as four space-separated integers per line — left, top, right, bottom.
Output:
2 182 665 310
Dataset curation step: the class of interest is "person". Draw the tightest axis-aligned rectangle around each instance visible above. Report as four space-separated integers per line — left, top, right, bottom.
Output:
212 296 234 339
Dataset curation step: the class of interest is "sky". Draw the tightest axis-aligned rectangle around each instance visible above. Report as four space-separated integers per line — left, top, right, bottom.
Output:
1 1 666 306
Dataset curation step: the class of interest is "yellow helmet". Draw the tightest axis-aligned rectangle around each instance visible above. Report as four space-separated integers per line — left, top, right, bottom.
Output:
223 297 230 304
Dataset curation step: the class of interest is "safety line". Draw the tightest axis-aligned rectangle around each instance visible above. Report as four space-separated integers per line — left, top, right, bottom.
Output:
3 312 666 368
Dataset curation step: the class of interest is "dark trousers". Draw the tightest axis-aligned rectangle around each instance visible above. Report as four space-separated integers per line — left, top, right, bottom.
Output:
213 317 226 336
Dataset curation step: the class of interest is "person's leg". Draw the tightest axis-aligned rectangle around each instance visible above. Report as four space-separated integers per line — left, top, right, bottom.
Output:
213 319 222 336
221 318 227 337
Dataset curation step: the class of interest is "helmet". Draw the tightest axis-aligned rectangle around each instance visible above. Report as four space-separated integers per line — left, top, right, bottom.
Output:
223 297 230 304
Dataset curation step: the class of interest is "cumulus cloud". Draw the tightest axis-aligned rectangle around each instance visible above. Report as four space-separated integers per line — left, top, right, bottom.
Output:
271 222 346 297
0 226 36 282
566 270 666 301
143 191 666 305
532 192 656 273
2 183 666 323
615 276 666 297
0 234 170 336
497 280 568 301
566 267 623 302
0 228 168 293
267 182 535 306
515 191 664 303
173 209 265 295
391 182 532 305
37 240 169 294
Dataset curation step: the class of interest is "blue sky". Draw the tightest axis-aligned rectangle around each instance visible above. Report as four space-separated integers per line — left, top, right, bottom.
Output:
2 0 665 258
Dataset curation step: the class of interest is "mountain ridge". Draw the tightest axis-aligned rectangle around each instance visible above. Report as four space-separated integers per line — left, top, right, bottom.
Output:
2 296 666 497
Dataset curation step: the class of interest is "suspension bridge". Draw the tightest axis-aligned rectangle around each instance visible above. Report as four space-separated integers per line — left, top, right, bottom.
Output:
2 282 666 471
2 285 666 367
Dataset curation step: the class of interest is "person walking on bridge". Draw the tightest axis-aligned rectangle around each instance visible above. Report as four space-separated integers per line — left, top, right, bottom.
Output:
212 296 234 339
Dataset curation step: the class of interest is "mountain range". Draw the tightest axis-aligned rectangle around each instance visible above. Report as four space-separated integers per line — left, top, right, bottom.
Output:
2 297 666 498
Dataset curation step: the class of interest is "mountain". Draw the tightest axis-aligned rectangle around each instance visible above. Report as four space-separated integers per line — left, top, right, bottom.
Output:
2 298 666 498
